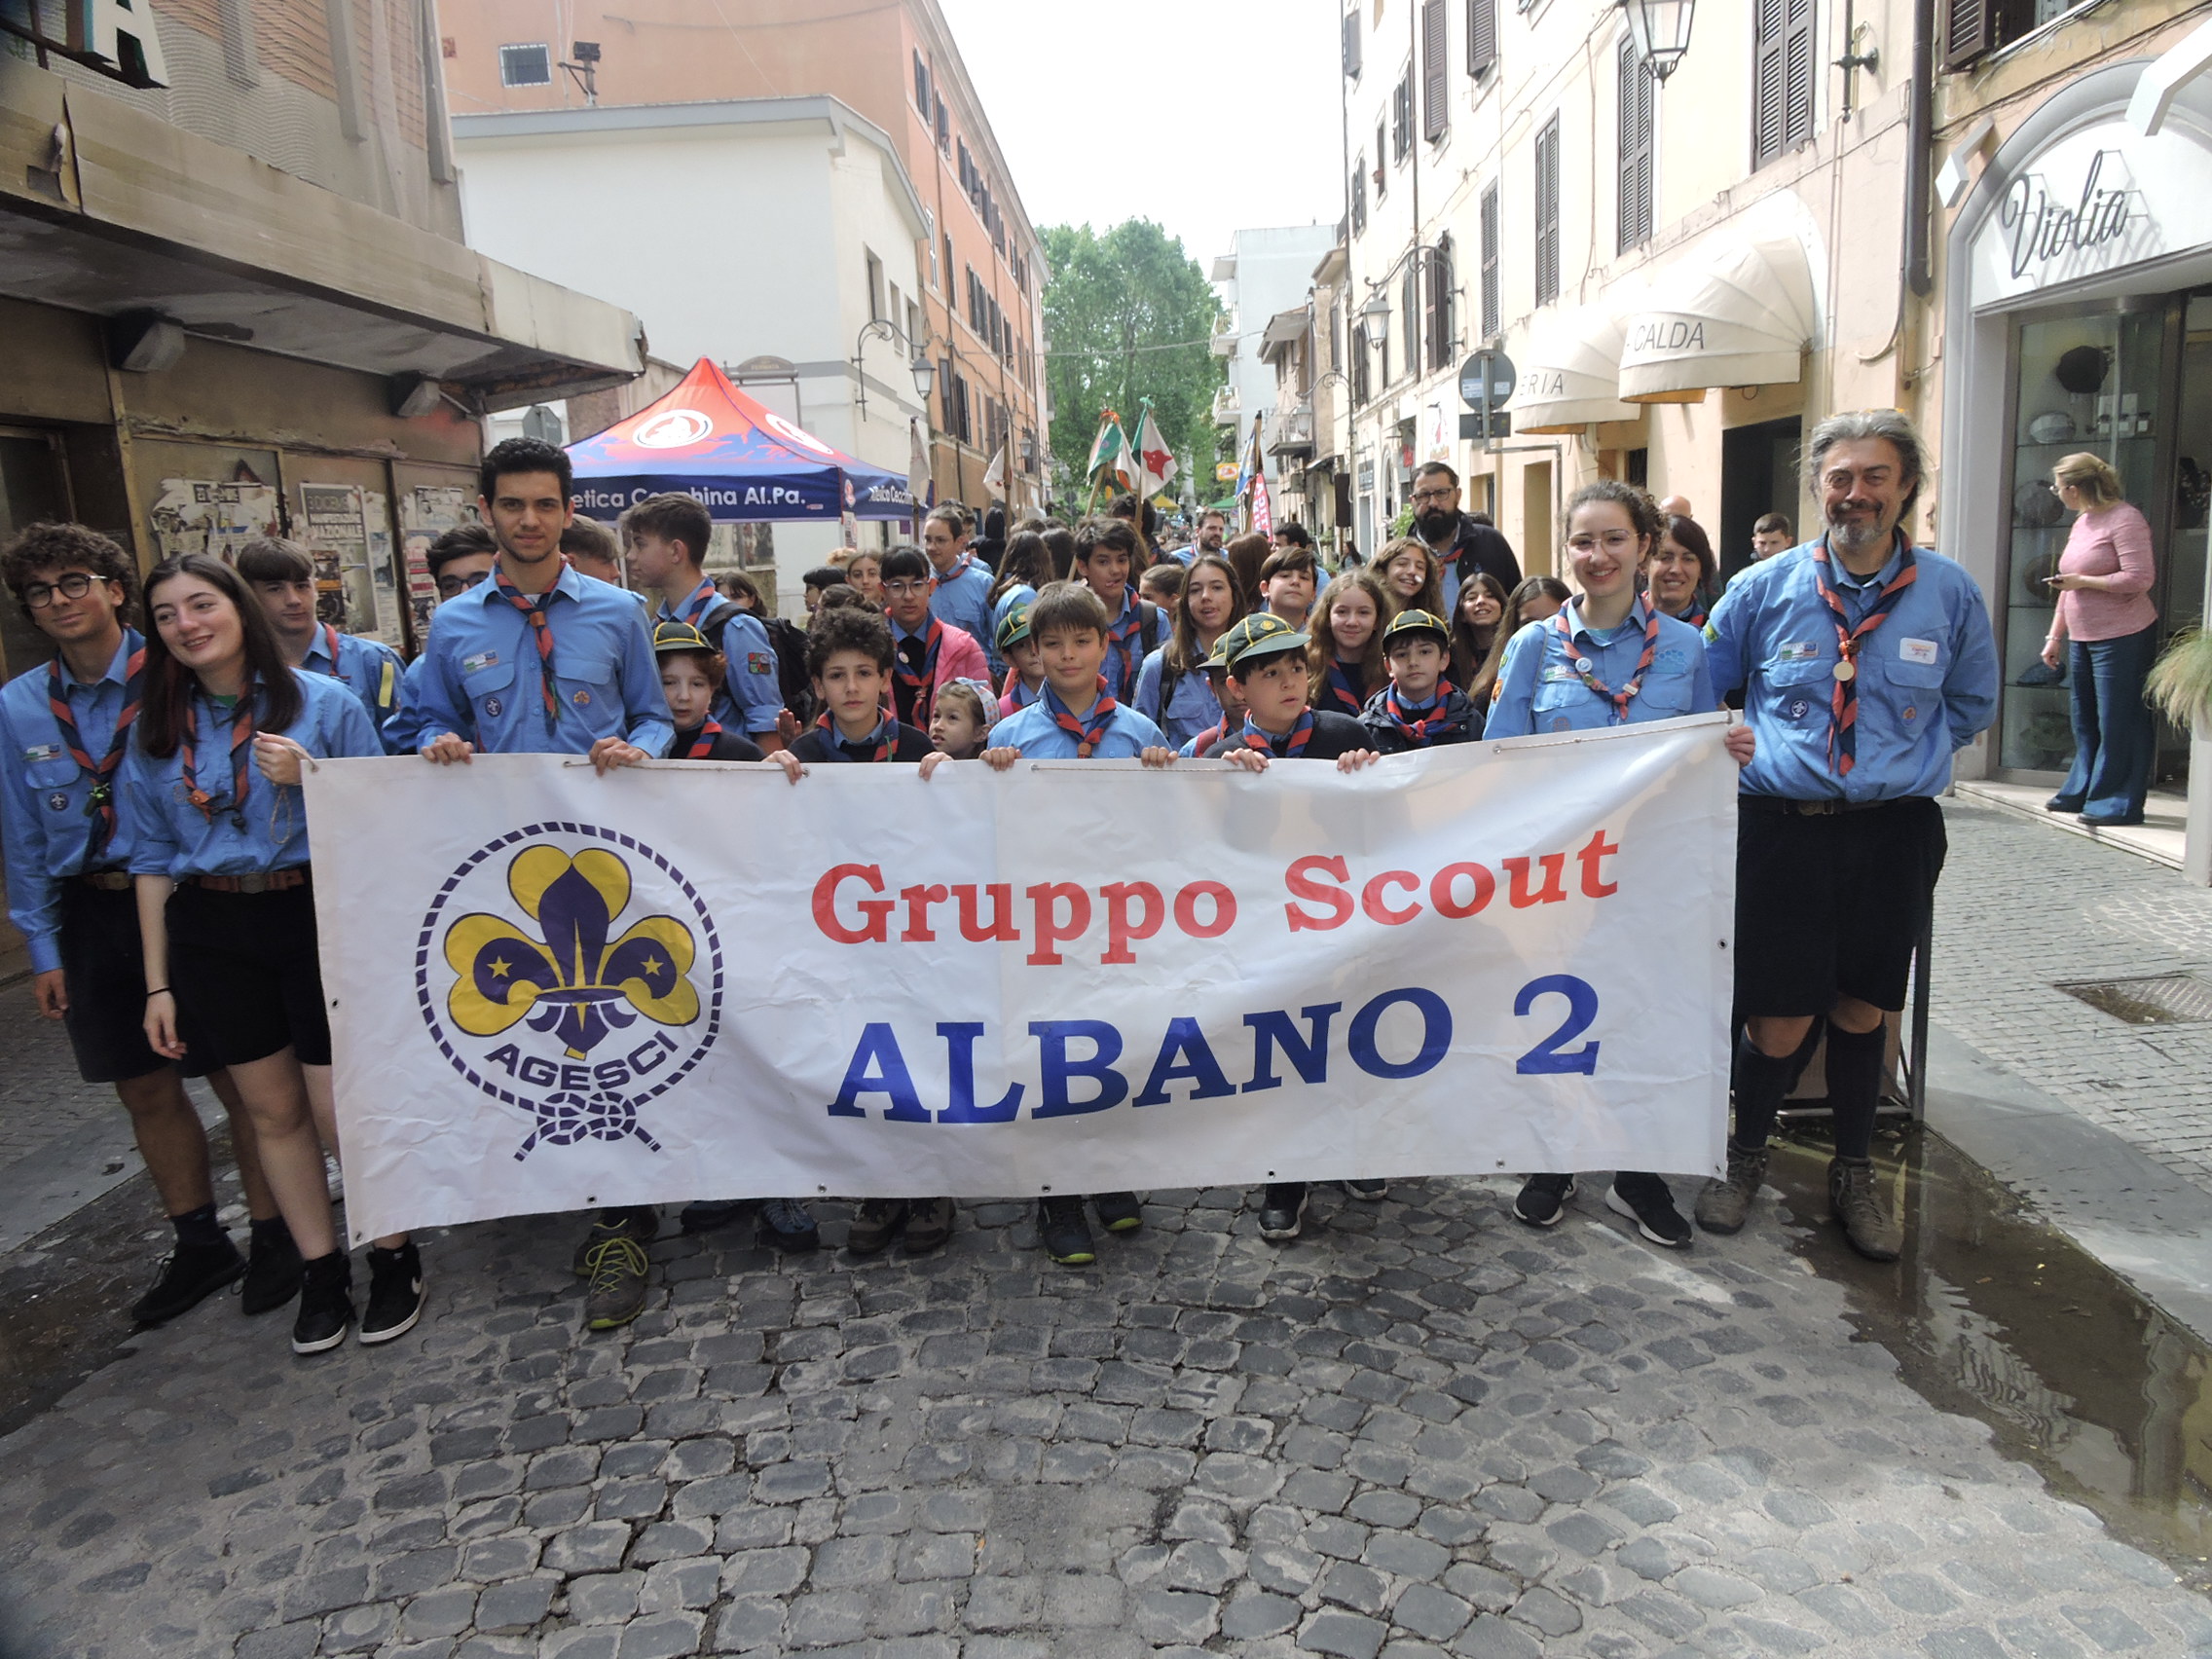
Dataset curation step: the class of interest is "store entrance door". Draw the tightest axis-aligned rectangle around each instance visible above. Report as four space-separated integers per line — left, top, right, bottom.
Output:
0 426 74 682
1720 416 1801 580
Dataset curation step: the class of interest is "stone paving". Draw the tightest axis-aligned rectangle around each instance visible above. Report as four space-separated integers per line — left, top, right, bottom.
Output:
4 1165 2211 1659
1931 800 2212 1195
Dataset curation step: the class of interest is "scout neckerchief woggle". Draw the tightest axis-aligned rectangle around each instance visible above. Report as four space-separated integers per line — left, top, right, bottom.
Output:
493 567 561 733
182 680 255 829
47 642 145 866
1556 603 1660 721
1051 683 1120 757
1810 535 1918 776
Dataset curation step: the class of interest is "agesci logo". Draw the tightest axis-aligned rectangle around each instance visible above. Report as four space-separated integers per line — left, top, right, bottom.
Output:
417 826 723 1159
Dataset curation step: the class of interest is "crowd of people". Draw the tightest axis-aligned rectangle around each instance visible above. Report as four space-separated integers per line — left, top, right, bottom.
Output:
0 406 1999 1360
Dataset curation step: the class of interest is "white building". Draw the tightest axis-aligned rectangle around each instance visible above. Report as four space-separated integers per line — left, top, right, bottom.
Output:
1211 225 1341 511
453 94 932 607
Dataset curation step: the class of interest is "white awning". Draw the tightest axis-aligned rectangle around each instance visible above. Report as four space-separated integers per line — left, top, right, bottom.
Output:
1617 230 1818 401
1506 305 1641 432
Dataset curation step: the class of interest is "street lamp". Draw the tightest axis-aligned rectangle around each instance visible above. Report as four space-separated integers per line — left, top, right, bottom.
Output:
1360 291 1392 356
1621 0 1696 83
853 317 931 423
909 353 936 402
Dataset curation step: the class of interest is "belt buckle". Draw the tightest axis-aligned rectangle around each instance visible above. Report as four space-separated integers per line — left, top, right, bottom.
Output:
238 872 271 895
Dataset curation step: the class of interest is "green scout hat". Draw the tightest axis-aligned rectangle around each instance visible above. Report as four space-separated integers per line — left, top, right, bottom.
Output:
995 603 1032 653
1382 608 1451 649
651 619 716 655
1218 611 1310 672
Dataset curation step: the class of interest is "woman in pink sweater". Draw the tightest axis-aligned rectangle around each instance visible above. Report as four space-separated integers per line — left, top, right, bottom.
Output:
2039 452 2160 826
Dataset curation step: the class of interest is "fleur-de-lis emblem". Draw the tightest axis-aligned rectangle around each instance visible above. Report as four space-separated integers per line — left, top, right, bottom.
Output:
443 846 698 1060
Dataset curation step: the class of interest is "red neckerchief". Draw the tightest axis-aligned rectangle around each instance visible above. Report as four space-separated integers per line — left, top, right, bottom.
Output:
1810 535 1919 775
1556 602 1661 721
1323 658 1366 717
493 567 561 730
317 621 346 674
1383 681 1458 745
681 719 723 758
817 711 898 762
674 579 719 627
1242 710 1313 756
182 682 256 827
1049 685 1119 757
894 619 942 721
1105 593 1144 698
1193 719 1226 755
47 639 144 866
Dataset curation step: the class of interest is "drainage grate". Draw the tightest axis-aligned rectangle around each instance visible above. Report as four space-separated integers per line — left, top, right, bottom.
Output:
2056 974 2212 1025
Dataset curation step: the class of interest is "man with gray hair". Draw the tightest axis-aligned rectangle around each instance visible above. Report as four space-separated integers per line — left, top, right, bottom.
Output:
1697 410 1997 1260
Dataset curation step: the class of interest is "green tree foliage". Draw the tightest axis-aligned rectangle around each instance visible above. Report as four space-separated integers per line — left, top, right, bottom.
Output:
1041 220 1223 500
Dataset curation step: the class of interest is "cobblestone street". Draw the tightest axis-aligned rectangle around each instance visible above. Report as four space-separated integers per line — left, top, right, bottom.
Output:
7 804 2212 1658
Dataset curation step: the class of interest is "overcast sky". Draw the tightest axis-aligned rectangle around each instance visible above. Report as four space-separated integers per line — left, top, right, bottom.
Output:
935 0 1346 269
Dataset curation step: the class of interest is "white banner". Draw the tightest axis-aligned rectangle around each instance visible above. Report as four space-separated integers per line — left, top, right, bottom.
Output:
308 719 1736 1242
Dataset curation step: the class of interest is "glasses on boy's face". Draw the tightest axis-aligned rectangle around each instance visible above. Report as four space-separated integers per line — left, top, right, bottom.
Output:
434 569 494 599
1567 532 1640 556
883 579 933 599
22 572 108 608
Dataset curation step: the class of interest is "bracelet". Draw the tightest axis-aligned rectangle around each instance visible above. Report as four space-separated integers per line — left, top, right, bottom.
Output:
146 986 169 998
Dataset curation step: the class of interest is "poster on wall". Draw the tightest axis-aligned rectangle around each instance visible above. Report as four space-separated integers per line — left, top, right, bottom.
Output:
398 485 476 640
148 479 281 563
361 491 403 651
300 483 377 636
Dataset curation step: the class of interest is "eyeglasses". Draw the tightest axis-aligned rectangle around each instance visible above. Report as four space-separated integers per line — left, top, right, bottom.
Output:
21 572 108 609
883 580 934 598
1410 489 1456 505
434 568 494 598
1567 532 1641 555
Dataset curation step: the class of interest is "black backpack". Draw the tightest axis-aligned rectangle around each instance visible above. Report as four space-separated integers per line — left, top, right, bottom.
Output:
697 598 815 725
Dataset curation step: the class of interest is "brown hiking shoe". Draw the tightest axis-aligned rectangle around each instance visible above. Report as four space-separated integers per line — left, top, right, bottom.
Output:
582 1235 652 1331
1694 1143 1769 1235
1828 1157 1902 1261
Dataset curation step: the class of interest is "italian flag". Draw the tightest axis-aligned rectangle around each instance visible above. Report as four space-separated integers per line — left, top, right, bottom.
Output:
1086 410 1136 490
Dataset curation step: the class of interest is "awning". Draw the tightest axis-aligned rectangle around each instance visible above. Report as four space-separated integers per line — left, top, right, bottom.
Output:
568 358 915 522
1617 231 1818 402
1506 305 1641 432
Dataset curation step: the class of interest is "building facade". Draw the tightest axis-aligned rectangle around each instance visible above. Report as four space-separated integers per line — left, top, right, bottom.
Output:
1209 225 1342 526
436 0 1049 523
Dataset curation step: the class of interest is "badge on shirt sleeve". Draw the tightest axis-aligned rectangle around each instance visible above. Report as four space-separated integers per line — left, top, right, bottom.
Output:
747 652 774 677
483 696 503 718
22 744 59 763
1899 637 1939 666
462 650 500 674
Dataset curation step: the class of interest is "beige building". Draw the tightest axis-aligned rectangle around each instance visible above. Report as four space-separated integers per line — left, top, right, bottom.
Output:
436 0 1050 520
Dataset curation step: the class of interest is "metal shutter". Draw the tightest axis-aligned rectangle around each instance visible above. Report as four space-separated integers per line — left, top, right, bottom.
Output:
1943 0 1994 67
1616 35 1654 251
1422 0 1450 141
1534 119 1561 308
1480 183 1500 341
1343 9 1362 77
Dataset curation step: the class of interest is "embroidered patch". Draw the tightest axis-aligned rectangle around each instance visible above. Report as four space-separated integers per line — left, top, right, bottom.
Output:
1540 665 1578 682
462 650 500 674
1786 697 1812 720
483 696 503 719
1776 642 1821 663
747 652 774 677
572 689 592 706
1655 648 1688 674
1899 637 1939 666
47 792 69 812
21 744 60 763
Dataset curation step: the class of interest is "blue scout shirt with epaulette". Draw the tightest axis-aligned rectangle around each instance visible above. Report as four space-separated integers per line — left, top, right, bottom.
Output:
986 683 1167 758
0 632 142 973
1488 597 1715 737
412 562 673 758
114 670 382 878
299 624 408 752
1704 535 1999 803
929 554 996 660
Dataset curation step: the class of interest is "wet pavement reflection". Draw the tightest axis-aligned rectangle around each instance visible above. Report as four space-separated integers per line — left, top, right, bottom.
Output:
1769 1123 2212 1590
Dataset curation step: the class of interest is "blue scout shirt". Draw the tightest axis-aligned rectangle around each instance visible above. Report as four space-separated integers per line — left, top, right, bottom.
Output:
1704 535 1999 803
929 554 996 656
1099 590 1160 702
656 577 782 738
0 633 143 974
299 623 407 745
1132 645 1225 750
1488 597 1715 737
115 670 382 878
412 562 673 757
986 682 1167 758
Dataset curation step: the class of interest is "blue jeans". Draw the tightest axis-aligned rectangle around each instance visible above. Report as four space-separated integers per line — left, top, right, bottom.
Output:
2057 622 2158 822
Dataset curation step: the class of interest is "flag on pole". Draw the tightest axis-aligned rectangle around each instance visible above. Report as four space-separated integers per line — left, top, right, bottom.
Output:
1250 471 1274 539
981 433 1008 498
1236 415 1266 531
1085 409 1137 497
1132 401 1177 498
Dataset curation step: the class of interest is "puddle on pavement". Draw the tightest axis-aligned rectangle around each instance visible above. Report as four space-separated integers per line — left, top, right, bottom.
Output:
1767 1124 2212 1590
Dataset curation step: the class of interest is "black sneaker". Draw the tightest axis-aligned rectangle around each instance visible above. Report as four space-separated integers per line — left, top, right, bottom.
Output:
571 1208 658 1276
1258 1183 1309 1241
1513 1173 1576 1228
132 1238 245 1326
679 1199 753 1234
1342 1178 1388 1200
291 1252 354 1354
1093 1192 1144 1233
1604 1174 1692 1249
757 1198 820 1252
359 1241 425 1344
581 1235 651 1331
847 1198 908 1256
238 1221 302 1316
903 1198 956 1254
1038 1196 1095 1265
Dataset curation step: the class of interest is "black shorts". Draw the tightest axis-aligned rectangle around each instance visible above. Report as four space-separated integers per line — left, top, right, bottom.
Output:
55 880 214 1084
166 879 332 1068
1734 795 1946 1019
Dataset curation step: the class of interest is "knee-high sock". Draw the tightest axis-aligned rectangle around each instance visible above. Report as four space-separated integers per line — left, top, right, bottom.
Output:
1823 1019 1888 1162
1730 1031 1797 1155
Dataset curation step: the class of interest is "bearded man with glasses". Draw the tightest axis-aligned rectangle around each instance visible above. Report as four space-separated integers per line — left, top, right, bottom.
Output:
1409 461 1522 613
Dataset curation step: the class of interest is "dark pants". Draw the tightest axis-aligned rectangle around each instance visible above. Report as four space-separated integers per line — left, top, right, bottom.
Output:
2058 623 2158 824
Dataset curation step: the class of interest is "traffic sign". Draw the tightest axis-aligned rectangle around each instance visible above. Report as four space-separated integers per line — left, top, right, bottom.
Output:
1458 412 1513 441
1457 350 1516 410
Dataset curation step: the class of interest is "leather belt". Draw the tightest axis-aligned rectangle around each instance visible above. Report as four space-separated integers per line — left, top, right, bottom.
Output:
76 870 132 892
1741 795 1901 817
185 866 311 894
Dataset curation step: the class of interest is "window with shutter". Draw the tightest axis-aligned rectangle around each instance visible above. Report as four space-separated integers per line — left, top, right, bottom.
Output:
1402 267 1420 383
1351 158 1368 234
1376 123 1388 198
1480 183 1500 341
1752 0 1815 167
1467 0 1496 79
1393 72 1413 159
1534 118 1561 308
1426 239 1456 372
1352 323 1372 404
1344 9 1363 78
1616 36 1654 251
1422 1 1449 140
913 51 930 114
1783 0 1815 149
